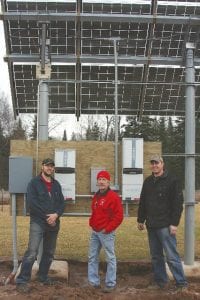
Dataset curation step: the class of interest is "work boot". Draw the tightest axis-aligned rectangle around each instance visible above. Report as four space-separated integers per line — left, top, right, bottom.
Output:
176 284 188 292
16 283 30 293
38 277 60 286
148 282 168 290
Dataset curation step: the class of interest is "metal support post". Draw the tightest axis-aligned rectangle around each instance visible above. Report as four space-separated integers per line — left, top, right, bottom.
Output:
38 81 49 140
5 194 18 284
125 201 129 217
113 39 119 190
184 44 196 265
36 23 51 261
36 80 49 263
11 194 18 273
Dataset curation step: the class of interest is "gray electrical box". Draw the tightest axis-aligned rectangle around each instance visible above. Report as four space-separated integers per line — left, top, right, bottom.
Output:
9 156 33 193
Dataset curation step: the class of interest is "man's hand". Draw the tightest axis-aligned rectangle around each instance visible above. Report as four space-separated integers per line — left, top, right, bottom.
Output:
137 223 145 231
46 213 58 226
169 225 177 235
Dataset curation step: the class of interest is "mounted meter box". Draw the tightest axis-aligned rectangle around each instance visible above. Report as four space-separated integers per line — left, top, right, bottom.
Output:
54 149 76 200
122 138 143 201
9 156 33 193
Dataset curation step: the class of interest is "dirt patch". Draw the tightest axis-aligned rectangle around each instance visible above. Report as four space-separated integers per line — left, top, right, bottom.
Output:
0 260 200 300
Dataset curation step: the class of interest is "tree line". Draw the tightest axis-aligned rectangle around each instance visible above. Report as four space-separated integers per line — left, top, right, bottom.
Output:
0 93 199 189
121 116 200 189
0 94 26 189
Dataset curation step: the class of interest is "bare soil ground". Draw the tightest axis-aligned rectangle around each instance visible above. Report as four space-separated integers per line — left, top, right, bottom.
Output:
0 260 200 300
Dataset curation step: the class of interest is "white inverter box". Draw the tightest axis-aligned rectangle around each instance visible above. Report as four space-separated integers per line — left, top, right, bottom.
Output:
122 138 143 201
54 149 76 200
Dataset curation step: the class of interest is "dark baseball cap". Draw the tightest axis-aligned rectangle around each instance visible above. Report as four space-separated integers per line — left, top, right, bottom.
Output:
42 158 55 166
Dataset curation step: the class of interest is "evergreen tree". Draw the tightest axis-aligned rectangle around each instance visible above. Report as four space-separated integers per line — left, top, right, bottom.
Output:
108 127 115 141
70 131 83 141
30 115 37 140
71 131 77 141
172 118 185 187
162 118 177 182
121 116 141 138
121 116 159 141
165 117 175 151
121 115 187 187
157 117 166 144
62 129 67 141
150 118 160 141
85 122 102 140
11 118 26 140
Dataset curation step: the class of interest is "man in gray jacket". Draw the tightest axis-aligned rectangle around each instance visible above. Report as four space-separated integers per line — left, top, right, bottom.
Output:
16 158 65 293
137 154 187 290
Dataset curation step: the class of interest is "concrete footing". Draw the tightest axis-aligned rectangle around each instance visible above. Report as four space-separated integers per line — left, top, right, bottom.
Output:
15 260 69 282
166 261 200 279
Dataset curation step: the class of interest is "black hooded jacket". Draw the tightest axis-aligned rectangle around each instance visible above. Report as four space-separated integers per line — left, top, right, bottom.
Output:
137 171 184 229
27 175 65 231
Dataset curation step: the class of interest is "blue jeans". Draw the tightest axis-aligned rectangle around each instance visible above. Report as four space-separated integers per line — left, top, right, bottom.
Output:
16 220 58 284
147 227 187 286
88 230 116 287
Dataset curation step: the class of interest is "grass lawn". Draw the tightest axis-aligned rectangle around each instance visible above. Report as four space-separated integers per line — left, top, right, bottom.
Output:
0 204 200 261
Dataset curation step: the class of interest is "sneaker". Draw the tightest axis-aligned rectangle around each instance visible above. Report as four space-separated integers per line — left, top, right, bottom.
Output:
102 286 116 293
16 283 30 293
148 283 167 290
88 283 101 289
176 284 188 292
148 283 161 290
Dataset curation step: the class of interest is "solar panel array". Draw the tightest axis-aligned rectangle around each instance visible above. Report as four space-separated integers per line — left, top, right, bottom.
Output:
2 0 200 118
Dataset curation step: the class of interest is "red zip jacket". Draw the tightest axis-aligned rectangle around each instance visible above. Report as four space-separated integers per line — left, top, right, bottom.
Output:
89 188 124 233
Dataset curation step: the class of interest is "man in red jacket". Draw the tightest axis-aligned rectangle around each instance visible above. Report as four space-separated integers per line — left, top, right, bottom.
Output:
88 170 123 293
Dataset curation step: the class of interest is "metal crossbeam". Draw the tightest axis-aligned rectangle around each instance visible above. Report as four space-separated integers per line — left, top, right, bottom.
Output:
137 0 158 121
1 12 200 25
4 54 200 66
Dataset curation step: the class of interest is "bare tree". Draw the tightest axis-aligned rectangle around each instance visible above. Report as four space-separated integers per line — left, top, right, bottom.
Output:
104 116 114 141
0 92 14 136
11 117 27 140
0 93 14 189
22 114 67 140
68 115 123 141
48 115 66 135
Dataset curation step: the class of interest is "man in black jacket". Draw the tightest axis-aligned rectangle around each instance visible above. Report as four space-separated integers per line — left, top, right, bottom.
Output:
16 158 65 293
137 154 187 290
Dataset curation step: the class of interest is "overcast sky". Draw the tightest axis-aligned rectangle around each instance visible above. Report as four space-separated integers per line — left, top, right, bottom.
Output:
0 21 11 105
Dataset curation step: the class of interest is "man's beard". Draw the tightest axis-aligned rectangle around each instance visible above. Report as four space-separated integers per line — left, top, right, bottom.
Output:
43 171 51 177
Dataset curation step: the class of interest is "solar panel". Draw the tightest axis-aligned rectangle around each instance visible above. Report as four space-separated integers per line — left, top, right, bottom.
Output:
1 0 200 118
